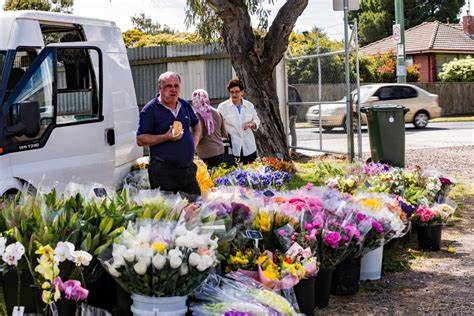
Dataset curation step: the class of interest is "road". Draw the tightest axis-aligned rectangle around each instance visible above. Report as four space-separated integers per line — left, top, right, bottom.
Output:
294 122 474 155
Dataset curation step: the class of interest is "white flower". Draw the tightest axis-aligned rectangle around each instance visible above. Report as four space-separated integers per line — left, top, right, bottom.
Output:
152 254 166 270
197 255 214 272
136 247 153 261
72 250 92 266
104 261 121 277
207 237 218 250
134 260 148 275
54 241 75 262
123 248 136 262
188 252 201 267
175 225 188 237
112 255 125 268
168 248 182 258
169 255 182 269
2 242 25 266
112 244 126 258
180 263 189 276
0 237 7 255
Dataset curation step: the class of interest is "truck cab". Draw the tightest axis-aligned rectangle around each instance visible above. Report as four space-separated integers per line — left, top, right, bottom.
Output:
0 11 142 196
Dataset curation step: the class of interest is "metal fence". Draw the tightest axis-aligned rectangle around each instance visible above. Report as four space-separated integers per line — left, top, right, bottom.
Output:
285 21 362 158
127 44 233 106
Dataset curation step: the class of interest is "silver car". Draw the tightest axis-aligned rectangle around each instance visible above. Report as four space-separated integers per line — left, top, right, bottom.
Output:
305 83 441 130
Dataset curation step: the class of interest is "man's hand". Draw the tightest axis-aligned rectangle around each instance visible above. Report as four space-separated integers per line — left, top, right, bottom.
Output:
166 126 183 141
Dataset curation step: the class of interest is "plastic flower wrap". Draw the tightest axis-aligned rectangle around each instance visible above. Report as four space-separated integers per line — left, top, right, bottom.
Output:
352 192 408 244
100 220 218 297
191 273 297 315
131 189 188 221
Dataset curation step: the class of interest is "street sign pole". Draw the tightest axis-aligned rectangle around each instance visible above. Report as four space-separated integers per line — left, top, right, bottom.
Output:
395 0 406 83
343 0 354 161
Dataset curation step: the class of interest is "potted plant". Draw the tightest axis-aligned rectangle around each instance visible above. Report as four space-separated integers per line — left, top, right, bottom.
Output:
412 204 455 251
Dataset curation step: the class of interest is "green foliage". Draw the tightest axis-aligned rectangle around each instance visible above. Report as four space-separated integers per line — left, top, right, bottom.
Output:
122 29 205 48
131 13 174 35
185 0 275 41
350 0 465 46
439 57 474 82
3 0 73 13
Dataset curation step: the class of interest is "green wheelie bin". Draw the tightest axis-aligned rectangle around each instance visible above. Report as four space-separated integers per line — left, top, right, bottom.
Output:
361 105 409 167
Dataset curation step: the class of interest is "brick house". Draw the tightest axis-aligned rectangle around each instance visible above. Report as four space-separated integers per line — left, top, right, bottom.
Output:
360 16 474 82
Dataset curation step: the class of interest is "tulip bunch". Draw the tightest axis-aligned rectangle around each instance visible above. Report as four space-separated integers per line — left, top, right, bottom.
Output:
101 220 218 297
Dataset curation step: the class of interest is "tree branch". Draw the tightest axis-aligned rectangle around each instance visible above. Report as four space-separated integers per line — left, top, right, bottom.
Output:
261 0 309 70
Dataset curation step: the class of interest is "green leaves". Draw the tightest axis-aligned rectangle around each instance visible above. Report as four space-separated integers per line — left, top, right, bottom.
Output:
439 57 474 83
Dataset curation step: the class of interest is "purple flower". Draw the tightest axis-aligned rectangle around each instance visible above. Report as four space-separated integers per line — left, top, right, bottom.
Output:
439 177 452 186
372 220 384 234
324 231 341 249
344 224 361 240
225 312 253 316
53 277 88 302
398 200 416 216
356 213 367 222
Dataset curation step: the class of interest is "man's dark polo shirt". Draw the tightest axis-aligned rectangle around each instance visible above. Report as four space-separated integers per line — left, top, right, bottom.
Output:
137 96 198 167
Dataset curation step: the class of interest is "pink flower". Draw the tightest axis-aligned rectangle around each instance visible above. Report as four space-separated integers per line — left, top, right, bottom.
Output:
63 280 88 301
278 229 286 236
344 224 361 240
372 220 384 233
304 223 313 230
324 231 341 249
309 229 317 240
307 197 323 212
415 205 435 223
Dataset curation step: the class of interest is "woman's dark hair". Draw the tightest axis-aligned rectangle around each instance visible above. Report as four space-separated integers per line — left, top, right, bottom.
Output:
227 78 244 92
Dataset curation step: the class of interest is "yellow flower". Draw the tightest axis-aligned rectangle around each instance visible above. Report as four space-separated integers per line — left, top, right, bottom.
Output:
229 251 250 266
262 265 279 281
41 282 51 290
195 159 214 193
256 255 268 266
253 211 272 232
35 255 59 282
42 290 52 304
361 198 382 210
53 285 61 301
35 245 54 257
151 242 167 253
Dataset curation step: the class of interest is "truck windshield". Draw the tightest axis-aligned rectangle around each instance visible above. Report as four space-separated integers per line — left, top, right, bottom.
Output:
0 51 6 85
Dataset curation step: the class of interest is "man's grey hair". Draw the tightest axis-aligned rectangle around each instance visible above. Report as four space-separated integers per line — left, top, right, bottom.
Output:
158 71 181 89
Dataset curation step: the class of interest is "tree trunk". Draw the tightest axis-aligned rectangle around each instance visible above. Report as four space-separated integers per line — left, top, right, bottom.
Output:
206 0 308 160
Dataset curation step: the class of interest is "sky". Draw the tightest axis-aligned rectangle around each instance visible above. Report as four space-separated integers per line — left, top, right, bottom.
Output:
0 0 471 40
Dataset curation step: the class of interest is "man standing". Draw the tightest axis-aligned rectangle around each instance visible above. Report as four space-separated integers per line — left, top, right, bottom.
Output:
136 71 201 195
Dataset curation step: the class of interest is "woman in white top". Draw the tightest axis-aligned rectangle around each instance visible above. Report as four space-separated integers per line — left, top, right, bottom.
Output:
217 78 261 164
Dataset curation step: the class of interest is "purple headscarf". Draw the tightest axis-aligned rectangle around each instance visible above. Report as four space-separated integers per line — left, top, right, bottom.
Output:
192 89 215 135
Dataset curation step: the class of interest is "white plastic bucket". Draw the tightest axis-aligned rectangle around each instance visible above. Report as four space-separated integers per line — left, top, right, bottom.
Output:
360 245 384 280
131 294 187 316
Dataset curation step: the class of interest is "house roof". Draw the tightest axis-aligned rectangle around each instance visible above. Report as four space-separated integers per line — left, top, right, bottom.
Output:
360 21 474 55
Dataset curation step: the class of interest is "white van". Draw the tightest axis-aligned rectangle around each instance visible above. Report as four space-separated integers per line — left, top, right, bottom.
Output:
0 11 142 196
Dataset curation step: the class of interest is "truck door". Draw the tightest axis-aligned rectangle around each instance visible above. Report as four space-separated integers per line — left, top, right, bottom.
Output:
3 45 115 189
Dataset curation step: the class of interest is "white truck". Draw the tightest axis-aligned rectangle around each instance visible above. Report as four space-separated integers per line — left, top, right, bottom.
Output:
0 11 142 196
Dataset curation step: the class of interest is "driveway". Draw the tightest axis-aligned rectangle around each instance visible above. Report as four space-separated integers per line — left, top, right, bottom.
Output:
294 122 474 155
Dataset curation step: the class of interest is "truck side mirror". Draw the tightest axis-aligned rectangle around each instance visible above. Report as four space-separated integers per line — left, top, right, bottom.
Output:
6 101 40 137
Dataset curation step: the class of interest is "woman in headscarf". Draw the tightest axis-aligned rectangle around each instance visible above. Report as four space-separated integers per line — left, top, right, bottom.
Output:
191 89 234 168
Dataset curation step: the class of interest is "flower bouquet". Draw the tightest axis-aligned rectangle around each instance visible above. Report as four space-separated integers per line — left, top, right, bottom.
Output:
214 166 291 191
411 203 455 251
100 220 218 314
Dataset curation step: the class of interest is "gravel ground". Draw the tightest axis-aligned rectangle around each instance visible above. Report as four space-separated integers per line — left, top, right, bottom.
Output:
314 145 474 315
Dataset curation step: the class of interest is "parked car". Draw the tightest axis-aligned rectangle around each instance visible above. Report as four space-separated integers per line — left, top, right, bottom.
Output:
0 11 142 196
305 83 441 131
